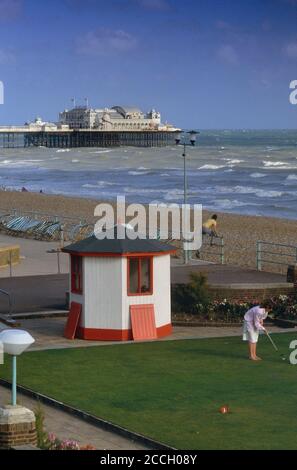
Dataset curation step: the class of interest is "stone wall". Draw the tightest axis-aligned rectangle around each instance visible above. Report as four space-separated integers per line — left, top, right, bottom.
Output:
0 406 37 450
208 285 295 302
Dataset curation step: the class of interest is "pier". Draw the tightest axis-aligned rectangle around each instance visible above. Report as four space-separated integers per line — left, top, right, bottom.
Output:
0 128 176 148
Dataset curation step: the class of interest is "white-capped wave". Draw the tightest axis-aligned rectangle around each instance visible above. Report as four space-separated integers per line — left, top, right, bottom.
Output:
223 158 244 164
198 164 225 170
286 174 297 181
263 161 288 167
211 199 260 210
124 187 167 195
128 170 151 176
213 185 283 198
56 149 70 153
71 159 80 163
82 181 120 189
250 173 267 178
0 159 42 167
164 189 184 201
233 186 282 198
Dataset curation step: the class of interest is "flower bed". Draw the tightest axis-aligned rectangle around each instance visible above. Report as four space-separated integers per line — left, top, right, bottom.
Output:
46 433 96 451
172 295 297 326
172 300 251 324
172 273 297 325
270 294 297 322
35 404 96 451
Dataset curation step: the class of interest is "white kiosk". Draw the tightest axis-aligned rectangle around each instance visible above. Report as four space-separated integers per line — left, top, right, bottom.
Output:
62 226 176 341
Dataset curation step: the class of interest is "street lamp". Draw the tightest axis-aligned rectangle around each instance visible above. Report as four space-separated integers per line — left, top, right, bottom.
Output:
175 130 199 264
0 330 35 406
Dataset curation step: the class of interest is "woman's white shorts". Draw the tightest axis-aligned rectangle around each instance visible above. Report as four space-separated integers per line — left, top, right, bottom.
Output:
242 321 259 343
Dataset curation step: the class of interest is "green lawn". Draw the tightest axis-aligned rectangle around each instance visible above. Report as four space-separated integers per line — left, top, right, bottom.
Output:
1 334 297 450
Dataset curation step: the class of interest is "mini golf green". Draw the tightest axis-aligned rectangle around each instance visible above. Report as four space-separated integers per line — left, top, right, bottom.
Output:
1 333 296 450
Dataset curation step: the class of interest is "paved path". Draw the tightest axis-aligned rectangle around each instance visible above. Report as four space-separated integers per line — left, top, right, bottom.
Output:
0 233 289 285
0 317 294 351
0 274 68 313
0 233 291 315
172 263 288 286
0 233 69 278
0 386 148 450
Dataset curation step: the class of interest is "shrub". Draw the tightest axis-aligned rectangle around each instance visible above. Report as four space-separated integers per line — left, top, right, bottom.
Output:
172 273 211 314
208 300 250 323
34 405 95 450
270 293 297 320
172 286 297 323
34 402 48 449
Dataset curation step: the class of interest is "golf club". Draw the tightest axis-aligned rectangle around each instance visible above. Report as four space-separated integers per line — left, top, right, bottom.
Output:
265 330 278 351
265 330 286 360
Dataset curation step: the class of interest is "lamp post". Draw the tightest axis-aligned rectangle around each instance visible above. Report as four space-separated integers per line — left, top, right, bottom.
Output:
175 130 199 264
0 330 35 406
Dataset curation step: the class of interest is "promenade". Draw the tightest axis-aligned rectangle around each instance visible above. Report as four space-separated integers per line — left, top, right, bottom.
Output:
0 233 291 314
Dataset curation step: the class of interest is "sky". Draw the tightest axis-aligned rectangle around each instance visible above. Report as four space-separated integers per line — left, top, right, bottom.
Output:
0 0 296 128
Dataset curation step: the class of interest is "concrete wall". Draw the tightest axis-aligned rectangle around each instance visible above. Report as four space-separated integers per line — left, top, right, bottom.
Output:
208 285 295 302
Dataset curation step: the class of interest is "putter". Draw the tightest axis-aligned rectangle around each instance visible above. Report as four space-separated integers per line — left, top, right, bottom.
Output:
265 331 278 351
265 331 286 360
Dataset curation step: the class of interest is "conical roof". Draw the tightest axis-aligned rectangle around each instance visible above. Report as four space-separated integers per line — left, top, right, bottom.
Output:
62 225 176 256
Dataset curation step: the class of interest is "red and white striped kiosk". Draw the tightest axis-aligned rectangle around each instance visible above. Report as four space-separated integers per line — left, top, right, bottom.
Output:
62 226 176 341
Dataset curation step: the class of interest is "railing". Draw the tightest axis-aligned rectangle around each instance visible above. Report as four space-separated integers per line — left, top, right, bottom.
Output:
256 240 297 271
157 229 225 265
0 288 13 317
197 235 225 265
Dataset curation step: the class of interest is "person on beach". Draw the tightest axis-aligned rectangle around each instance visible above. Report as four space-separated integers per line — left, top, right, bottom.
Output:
243 300 273 361
202 214 218 242
195 214 219 258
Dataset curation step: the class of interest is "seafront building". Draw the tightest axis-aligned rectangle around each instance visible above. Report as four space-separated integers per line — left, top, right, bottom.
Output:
0 104 180 148
59 106 168 132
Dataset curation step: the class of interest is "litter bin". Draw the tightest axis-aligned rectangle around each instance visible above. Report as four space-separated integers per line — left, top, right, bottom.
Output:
287 264 297 283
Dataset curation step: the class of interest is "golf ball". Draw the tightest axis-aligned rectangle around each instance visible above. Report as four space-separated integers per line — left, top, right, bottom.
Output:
219 406 229 414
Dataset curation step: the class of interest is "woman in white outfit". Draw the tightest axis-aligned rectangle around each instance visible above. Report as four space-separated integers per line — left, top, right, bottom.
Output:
243 300 272 361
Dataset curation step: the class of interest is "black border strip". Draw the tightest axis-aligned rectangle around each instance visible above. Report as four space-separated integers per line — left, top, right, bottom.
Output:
0 379 175 450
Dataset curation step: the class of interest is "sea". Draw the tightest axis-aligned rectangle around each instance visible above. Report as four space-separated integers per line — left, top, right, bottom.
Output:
0 130 297 220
